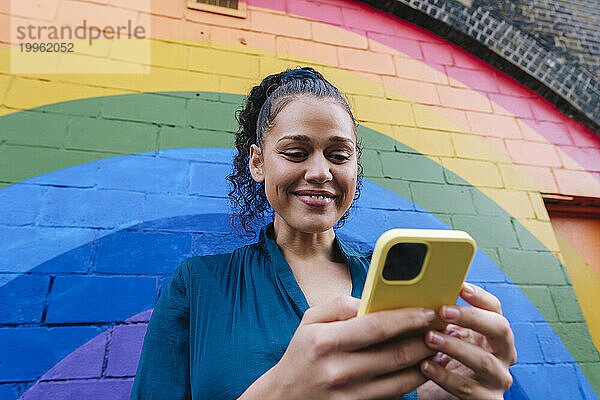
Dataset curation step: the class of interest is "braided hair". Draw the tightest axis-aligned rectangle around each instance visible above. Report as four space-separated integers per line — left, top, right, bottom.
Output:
227 67 363 236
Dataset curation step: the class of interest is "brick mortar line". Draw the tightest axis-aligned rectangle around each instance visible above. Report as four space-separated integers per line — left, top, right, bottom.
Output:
0 321 150 328
36 376 137 383
0 273 169 278
100 327 113 377
40 276 54 324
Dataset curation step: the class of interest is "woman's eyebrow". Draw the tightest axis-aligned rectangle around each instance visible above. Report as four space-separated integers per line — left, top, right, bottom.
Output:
277 135 354 144
328 136 354 144
277 134 310 142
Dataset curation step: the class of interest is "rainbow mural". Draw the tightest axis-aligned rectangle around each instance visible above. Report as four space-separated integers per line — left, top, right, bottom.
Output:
1 0 599 398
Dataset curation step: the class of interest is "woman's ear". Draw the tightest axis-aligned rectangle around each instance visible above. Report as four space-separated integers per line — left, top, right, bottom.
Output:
249 144 265 183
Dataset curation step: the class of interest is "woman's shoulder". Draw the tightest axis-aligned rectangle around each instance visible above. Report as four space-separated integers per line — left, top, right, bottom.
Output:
178 241 267 279
336 235 374 261
160 242 267 300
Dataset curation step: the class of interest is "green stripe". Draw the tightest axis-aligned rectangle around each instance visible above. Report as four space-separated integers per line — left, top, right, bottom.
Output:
0 93 237 189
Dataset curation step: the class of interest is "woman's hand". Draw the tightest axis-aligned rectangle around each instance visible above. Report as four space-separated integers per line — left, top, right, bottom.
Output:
417 283 517 399
240 296 436 400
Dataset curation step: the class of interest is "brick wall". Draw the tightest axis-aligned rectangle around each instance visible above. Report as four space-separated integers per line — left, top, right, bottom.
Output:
1 0 599 398
474 0 600 78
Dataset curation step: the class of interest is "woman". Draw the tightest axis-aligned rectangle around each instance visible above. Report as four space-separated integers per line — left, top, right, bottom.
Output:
131 67 516 399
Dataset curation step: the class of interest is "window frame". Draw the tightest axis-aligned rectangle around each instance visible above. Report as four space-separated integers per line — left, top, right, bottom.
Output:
186 0 247 18
543 193 600 219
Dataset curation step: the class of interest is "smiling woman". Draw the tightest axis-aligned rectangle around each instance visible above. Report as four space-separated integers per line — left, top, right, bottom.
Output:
249 97 358 233
130 67 516 400
227 68 363 237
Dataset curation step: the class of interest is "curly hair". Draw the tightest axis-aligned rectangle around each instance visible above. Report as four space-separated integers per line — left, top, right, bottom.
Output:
227 67 364 237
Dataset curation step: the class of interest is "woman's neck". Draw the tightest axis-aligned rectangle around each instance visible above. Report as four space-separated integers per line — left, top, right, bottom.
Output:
271 215 352 307
272 214 340 264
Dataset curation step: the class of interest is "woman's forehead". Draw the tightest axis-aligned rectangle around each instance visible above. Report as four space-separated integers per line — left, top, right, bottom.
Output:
266 97 356 143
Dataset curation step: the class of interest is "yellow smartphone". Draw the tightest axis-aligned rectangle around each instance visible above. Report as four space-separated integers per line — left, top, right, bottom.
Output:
357 229 477 331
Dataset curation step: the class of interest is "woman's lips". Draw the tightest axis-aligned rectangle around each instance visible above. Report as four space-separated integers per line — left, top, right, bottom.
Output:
293 191 335 207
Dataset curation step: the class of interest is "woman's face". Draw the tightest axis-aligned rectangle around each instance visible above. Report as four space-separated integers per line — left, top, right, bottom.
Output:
249 96 358 234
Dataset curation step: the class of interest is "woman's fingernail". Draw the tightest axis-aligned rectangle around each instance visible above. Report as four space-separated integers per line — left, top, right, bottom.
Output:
462 283 474 297
428 331 444 345
441 306 459 321
422 360 431 373
432 352 444 363
439 354 450 366
449 330 461 338
423 309 436 322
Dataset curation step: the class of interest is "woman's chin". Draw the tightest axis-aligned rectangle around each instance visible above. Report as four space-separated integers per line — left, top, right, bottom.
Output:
298 214 342 233
276 213 338 234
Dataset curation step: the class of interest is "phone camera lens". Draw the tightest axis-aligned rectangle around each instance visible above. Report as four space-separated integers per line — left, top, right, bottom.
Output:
382 242 427 281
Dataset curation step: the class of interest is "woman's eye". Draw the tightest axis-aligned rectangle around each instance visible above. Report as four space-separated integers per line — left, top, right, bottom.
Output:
280 151 351 162
329 153 351 162
282 152 307 159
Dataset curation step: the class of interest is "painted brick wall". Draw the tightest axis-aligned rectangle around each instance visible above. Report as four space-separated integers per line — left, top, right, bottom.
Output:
1 0 599 398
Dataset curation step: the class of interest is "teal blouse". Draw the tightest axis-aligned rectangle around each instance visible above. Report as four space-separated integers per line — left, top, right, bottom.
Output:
130 223 418 399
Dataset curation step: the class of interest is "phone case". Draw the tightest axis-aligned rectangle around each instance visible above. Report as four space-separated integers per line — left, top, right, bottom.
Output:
357 229 476 331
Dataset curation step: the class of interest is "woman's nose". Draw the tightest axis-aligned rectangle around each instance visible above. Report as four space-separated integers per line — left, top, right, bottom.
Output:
304 154 333 183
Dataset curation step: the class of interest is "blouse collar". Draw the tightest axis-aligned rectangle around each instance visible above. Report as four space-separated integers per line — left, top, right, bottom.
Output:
256 222 368 315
